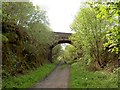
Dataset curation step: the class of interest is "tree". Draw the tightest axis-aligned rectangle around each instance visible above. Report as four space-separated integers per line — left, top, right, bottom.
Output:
2 2 59 76
70 7 107 67
70 0 119 70
59 45 77 64
87 0 120 54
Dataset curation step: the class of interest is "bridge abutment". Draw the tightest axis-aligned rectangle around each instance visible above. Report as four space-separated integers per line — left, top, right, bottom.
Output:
48 47 53 63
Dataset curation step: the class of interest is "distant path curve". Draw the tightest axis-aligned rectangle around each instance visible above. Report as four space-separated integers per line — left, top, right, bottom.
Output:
33 62 70 88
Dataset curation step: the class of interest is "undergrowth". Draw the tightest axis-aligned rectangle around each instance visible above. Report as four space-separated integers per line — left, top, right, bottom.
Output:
2 63 56 88
69 63 118 88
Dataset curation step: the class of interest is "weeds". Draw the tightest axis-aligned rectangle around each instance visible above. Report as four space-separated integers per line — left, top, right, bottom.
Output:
2 63 56 88
69 63 118 88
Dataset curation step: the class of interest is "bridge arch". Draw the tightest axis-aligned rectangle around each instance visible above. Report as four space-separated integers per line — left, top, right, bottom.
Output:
48 32 72 63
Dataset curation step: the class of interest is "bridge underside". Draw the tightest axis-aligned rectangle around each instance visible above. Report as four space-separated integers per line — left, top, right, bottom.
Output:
48 39 72 63
50 39 71 48
58 39 71 44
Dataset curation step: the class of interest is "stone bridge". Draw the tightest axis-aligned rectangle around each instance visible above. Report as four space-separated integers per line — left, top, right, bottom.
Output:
48 32 72 63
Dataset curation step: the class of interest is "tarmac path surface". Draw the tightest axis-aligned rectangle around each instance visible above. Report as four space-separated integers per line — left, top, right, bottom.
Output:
33 63 70 88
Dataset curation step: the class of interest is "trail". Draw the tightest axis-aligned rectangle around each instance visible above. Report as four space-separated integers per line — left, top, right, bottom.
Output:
33 63 70 88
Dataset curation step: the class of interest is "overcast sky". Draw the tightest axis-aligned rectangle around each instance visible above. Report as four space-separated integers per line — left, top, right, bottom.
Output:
30 0 86 33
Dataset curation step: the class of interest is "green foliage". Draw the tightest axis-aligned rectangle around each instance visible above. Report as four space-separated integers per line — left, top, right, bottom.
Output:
2 2 59 78
88 0 120 54
52 44 62 61
2 63 56 88
70 7 106 67
2 2 49 26
59 45 77 64
0 67 1 89
0 34 8 42
2 2 34 25
27 23 55 45
0 9 2 15
68 2 119 87
69 1 119 69
69 63 118 88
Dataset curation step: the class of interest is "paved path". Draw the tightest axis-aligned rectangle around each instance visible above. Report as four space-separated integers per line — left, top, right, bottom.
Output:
33 63 70 88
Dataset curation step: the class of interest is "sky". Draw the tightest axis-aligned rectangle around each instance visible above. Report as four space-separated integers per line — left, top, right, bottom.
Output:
30 0 86 33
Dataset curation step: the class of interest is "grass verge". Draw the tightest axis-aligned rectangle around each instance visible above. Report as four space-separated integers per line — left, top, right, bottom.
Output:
0 68 2 89
2 63 56 88
69 63 118 88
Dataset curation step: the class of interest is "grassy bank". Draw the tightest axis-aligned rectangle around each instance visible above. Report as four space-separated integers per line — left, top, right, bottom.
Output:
69 63 118 88
2 63 56 88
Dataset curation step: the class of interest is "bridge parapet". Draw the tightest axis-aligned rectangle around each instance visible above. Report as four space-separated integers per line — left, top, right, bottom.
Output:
54 32 72 40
